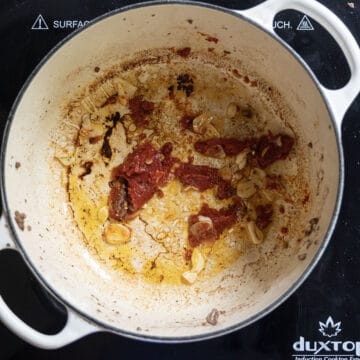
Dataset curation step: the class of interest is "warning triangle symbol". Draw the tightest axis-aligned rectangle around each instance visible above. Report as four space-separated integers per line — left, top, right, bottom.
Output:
31 14 49 30
297 15 314 31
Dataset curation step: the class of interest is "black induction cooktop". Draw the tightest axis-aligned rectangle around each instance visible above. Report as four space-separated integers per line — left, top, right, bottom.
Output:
1 1 360 359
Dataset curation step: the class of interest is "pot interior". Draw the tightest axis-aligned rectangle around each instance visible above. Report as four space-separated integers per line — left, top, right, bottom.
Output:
2 3 341 339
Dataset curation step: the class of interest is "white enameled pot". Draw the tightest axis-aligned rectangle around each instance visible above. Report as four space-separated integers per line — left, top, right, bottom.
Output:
0 0 360 349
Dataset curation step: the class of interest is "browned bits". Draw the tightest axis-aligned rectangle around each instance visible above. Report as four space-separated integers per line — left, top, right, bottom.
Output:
94 66 100 72
79 161 94 179
255 204 273 230
298 253 307 261
101 94 118 107
89 136 102 144
199 32 219 44
302 193 310 205
101 112 121 160
15 162 21 169
206 308 220 325
176 74 194 97
176 47 191 57
232 69 241 78
281 227 288 234
241 106 253 118
101 136 112 159
279 205 285 214
14 211 26 231
304 217 319 236
206 36 218 43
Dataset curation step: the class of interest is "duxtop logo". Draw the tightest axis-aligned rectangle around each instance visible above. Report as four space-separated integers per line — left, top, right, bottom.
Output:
292 316 360 360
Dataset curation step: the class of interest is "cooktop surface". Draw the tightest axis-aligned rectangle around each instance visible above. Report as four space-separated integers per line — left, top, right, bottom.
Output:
0 0 360 359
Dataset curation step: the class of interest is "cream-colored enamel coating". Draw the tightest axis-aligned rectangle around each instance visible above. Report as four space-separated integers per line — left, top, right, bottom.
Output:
1 1 357 346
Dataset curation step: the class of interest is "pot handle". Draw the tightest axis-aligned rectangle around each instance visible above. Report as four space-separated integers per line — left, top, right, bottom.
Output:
239 0 360 127
0 215 99 349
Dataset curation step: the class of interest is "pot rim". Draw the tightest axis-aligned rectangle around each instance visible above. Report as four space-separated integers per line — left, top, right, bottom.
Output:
0 0 345 343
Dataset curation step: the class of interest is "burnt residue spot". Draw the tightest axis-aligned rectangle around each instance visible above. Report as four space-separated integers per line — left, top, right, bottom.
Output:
94 66 100 73
302 193 310 205
308 142 313 149
316 169 325 196
168 85 174 99
281 227 288 234
89 136 102 144
101 112 121 160
199 32 219 43
151 14 155 17
206 308 220 325
176 47 191 57
101 93 118 107
305 217 319 236
232 69 241 78
177 74 194 97
223 50 231 55
306 239 313 249
187 19 193 24
255 204 273 230
241 106 253 118
320 153 324 161
207 36 218 43
15 162 21 169
298 253 307 261
79 161 94 179
14 211 26 231
101 130 113 159
208 47 214 52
